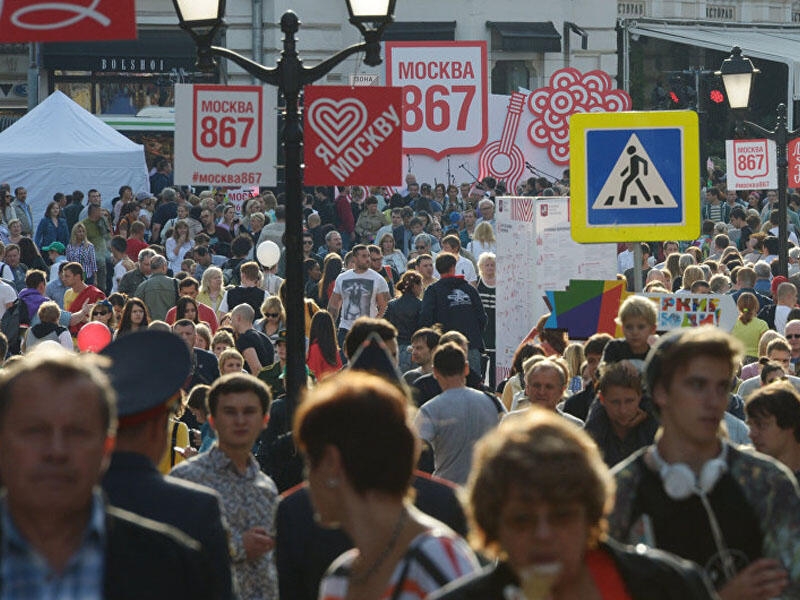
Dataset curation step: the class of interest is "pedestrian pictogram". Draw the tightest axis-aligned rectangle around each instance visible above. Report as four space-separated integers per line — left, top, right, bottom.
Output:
592 133 678 209
570 110 699 243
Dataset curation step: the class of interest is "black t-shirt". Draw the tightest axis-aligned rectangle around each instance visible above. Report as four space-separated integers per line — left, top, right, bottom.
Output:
629 457 762 589
601 339 649 371
226 286 266 315
236 328 275 373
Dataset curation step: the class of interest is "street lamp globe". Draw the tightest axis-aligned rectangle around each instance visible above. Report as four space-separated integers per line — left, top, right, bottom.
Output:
346 0 397 23
172 0 225 29
715 46 760 110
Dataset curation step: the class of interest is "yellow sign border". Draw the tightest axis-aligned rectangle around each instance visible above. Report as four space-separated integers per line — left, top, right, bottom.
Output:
570 110 700 243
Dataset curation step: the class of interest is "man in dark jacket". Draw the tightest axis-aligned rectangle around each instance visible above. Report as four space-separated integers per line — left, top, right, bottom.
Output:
101 330 234 599
421 252 486 374
0 344 213 599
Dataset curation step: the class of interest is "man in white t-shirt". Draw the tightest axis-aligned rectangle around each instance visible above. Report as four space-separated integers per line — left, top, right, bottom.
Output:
434 235 477 286
327 244 390 351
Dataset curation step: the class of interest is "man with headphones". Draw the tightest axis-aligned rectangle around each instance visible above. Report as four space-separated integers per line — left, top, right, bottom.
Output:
608 326 800 600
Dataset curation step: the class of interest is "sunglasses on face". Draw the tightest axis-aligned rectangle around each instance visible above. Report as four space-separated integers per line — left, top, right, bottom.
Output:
94 310 109 316
265 312 280 318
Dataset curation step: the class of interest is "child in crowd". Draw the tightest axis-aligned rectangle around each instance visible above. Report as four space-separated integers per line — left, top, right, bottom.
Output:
584 359 658 467
186 384 215 453
218 347 244 374
211 330 235 357
601 295 658 371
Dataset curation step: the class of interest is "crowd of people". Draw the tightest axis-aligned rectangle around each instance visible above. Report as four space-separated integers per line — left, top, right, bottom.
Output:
5 167 800 600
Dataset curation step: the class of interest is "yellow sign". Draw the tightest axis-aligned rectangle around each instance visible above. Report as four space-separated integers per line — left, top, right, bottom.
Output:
570 110 700 243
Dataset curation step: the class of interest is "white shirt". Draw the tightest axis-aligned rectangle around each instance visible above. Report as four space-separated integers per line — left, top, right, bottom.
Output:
332 268 389 330
111 260 129 294
776 304 793 335
0 279 17 320
435 255 477 284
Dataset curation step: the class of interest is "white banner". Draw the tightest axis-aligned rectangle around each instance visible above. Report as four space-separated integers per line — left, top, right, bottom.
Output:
495 196 617 381
725 138 777 190
174 84 277 188
386 41 488 161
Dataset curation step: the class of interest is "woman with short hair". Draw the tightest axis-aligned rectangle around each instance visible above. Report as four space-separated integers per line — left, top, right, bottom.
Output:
295 371 479 600
429 409 714 599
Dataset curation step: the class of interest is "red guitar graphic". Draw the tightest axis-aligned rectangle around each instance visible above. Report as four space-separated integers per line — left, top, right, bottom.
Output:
479 92 527 194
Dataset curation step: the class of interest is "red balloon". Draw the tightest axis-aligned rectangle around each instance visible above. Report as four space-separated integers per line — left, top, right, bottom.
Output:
77 321 112 353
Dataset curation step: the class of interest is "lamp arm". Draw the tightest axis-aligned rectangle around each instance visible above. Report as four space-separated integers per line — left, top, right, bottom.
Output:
738 119 774 138
210 46 280 86
300 41 374 86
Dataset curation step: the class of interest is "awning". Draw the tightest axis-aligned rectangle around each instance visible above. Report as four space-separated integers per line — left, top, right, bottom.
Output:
627 20 800 105
486 22 561 53
41 30 200 72
382 21 456 41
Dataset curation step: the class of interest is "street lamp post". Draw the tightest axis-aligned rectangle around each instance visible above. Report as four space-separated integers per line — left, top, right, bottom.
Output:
173 0 396 408
717 46 799 278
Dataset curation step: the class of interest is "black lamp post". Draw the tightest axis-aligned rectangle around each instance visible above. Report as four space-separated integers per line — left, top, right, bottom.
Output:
717 46 798 277
173 0 396 406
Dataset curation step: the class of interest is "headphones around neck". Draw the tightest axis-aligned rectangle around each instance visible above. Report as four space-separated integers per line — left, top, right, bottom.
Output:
648 443 728 500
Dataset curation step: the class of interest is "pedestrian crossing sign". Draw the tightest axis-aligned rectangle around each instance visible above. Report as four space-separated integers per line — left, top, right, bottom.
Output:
570 111 700 243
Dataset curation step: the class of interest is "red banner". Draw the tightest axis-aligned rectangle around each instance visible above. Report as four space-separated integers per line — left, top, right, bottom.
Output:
0 0 137 42
304 85 403 186
790 138 800 188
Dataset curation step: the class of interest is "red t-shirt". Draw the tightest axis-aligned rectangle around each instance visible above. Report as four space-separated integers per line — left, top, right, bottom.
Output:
306 341 342 380
125 237 149 262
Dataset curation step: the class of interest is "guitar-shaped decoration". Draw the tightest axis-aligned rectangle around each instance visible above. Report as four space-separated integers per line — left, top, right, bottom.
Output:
478 92 527 194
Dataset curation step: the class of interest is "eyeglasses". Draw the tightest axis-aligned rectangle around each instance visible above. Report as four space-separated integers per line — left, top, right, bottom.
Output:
265 312 280 318
303 240 313 245
787 334 800 339
93 310 109 316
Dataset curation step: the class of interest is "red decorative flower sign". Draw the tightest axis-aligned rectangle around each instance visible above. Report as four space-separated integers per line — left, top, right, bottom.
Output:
526 68 632 166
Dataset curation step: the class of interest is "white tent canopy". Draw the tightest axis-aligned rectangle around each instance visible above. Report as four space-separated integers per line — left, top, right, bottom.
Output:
0 91 149 224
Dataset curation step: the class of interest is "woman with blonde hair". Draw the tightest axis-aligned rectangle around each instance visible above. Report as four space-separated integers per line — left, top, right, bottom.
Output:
467 221 497 257
563 342 585 394
379 232 407 274
256 294 285 348
65 221 98 284
197 265 227 316
429 410 713 599
165 218 194 274
731 292 768 363
677 264 705 294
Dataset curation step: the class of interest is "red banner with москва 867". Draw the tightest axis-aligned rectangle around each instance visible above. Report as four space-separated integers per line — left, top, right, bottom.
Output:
0 0 136 42
303 85 403 187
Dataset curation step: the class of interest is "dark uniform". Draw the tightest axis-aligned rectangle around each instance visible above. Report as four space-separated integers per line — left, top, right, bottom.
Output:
100 330 234 600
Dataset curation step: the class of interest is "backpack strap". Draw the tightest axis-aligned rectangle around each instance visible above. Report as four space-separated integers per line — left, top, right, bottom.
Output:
483 390 505 414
